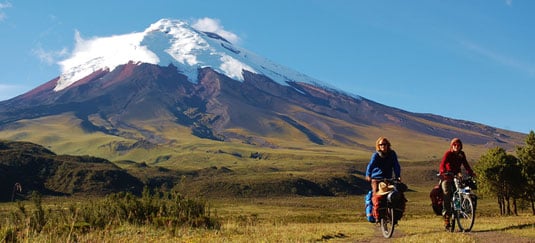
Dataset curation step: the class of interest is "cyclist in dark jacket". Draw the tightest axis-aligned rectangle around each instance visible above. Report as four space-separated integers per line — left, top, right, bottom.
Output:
365 137 401 195
439 138 475 231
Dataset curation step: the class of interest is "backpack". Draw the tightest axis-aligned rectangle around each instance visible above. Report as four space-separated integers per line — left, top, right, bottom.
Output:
429 184 443 216
364 190 375 222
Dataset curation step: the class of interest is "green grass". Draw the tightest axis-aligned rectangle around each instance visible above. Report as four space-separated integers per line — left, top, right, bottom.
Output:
204 195 534 242
1 185 533 242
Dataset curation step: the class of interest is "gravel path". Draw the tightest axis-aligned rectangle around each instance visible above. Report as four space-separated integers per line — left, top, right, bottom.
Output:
346 224 535 243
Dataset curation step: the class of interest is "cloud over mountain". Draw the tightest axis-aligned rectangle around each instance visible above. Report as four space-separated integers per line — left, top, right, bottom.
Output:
191 17 240 44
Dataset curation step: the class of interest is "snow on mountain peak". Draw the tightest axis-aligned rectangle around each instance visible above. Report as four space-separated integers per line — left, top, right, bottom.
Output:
55 31 158 91
141 18 257 82
55 18 328 94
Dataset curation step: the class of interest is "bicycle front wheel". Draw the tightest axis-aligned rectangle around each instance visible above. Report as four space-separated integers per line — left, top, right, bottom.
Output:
381 207 395 238
455 194 475 232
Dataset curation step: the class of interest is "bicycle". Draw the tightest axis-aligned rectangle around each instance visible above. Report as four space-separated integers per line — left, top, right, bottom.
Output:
439 172 477 232
376 178 407 238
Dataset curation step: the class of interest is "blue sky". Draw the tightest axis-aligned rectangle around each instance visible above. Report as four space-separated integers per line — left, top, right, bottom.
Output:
0 0 533 134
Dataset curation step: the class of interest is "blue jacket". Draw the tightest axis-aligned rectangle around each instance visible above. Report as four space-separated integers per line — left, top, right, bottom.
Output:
365 150 401 179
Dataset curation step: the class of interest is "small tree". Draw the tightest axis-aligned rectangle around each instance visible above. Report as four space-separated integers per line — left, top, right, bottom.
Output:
502 154 523 215
516 130 535 215
475 147 523 215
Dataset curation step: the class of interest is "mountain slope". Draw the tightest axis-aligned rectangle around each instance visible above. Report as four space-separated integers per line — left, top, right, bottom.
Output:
0 18 526 163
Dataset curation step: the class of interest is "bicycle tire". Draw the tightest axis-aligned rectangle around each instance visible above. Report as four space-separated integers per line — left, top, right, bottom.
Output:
381 207 395 238
456 194 475 232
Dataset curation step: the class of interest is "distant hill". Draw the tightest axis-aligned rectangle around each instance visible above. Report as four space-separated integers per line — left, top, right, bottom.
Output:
0 140 144 201
1 140 376 201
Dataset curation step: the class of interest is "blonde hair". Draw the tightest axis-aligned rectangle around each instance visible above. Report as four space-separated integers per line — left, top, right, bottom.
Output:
375 137 391 151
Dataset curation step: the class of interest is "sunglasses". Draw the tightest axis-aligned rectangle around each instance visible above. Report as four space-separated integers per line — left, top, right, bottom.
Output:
379 143 388 146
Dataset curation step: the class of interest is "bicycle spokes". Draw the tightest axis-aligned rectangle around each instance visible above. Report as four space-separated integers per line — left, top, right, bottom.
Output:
455 194 475 232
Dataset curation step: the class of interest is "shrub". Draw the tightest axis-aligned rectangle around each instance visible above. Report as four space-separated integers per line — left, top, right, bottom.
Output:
0 188 220 241
76 187 219 229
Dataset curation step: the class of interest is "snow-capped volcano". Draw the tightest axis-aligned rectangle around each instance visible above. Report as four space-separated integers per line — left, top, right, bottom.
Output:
0 18 524 159
56 18 324 92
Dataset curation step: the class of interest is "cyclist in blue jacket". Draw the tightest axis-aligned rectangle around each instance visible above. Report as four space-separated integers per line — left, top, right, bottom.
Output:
365 137 401 195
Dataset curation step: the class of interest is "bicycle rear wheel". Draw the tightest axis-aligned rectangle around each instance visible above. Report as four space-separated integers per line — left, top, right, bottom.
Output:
380 207 395 238
456 194 475 232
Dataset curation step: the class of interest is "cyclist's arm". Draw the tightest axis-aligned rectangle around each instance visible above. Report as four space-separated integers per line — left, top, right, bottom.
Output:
365 152 378 179
392 151 401 180
439 151 449 175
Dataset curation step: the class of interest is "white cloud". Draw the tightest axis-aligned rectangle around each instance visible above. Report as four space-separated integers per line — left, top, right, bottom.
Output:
505 0 513 6
0 1 12 21
55 29 159 90
460 40 535 76
32 46 69 65
0 2 11 8
60 30 158 72
191 17 240 44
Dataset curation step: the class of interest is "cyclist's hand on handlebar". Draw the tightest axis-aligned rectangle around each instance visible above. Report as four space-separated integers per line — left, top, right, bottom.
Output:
365 176 371 182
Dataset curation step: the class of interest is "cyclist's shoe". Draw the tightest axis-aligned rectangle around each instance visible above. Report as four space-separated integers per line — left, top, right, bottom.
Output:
444 219 451 231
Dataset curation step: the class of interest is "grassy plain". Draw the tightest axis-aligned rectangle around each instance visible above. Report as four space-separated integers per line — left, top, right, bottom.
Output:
1 114 533 242
191 192 535 242
2 184 534 242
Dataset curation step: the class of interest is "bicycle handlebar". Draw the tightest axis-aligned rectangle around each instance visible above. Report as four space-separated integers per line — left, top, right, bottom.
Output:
437 172 472 179
380 178 402 183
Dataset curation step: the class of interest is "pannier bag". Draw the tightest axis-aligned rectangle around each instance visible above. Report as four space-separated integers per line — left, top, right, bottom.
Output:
387 190 407 221
462 178 477 190
396 182 408 193
365 190 375 222
429 184 443 216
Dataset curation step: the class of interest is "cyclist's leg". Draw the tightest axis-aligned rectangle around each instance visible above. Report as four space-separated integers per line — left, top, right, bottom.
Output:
370 179 380 195
372 193 387 223
441 179 453 229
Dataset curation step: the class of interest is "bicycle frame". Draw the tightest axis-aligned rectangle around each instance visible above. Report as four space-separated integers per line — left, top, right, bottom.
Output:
447 175 476 232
